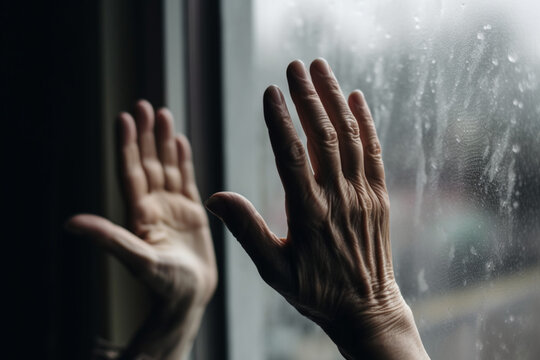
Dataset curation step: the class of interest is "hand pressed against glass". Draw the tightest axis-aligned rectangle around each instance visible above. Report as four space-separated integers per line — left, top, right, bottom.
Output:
67 100 216 360
207 60 429 360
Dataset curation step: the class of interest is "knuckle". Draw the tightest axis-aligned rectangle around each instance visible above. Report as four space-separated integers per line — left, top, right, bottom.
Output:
363 196 374 211
316 125 338 146
279 140 307 167
341 117 360 140
366 137 383 156
357 187 377 212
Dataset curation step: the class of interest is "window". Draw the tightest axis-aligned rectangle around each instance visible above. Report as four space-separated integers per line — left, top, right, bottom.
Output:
222 0 540 359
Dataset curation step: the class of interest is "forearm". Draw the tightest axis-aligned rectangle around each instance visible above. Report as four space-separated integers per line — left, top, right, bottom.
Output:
119 297 205 360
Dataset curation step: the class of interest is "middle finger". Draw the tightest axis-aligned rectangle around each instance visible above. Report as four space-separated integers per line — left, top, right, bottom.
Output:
286 60 342 184
310 59 364 184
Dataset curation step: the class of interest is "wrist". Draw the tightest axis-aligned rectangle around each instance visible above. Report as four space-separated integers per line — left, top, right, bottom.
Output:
120 296 206 360
322 292 429 360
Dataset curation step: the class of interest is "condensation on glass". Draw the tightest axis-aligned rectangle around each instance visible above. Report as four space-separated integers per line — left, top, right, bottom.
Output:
223 0 540 359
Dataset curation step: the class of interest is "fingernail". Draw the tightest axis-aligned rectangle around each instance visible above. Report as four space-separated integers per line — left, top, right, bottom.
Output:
205 196 226 219
266 85 283 106
311 58 331 76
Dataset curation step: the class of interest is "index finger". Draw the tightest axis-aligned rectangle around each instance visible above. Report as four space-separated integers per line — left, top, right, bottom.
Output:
263 85 317 211
310 59 365 184
287 60 342 184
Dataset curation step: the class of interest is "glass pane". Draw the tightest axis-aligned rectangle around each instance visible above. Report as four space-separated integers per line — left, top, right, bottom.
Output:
222 1 540 359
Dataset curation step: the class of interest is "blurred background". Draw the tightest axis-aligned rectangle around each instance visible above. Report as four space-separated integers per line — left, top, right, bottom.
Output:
3 0 539 359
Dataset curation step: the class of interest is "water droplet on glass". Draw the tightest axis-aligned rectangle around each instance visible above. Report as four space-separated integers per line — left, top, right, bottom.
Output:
470 246 478 256
512 144 521 153
508 52 518 63
414 16 420 22
509 315 515 322
417 268 429 292
483 24 492 30
415 24 421 30
492 58 499 66
476 341 484 351
512 201 519 209
477 32 485 40
431 59 437 64
456 136 462 143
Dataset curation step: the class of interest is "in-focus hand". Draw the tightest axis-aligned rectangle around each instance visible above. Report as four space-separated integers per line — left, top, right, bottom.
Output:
206 60 428 359
66 100 217 359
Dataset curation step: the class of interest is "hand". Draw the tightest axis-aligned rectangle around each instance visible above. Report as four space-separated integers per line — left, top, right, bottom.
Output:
67 100 217 359
206 60 428 359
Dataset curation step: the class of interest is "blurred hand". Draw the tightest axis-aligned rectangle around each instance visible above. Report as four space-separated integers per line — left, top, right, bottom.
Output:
67 100 216 359
206 60 428 359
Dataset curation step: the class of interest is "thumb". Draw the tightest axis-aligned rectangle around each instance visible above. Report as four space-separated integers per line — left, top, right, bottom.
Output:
206 192 285 280
65 214 155 276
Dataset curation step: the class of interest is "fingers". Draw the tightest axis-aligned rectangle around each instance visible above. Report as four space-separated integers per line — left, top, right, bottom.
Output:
65 214 155 276
287 60 342 183
310 59 364 182
263 86 317 210
134 100 165 191
120 100 194 198
175 134 201 201
155 108 182 192
348 91 386 192
205 192 286 282
117 112 148 203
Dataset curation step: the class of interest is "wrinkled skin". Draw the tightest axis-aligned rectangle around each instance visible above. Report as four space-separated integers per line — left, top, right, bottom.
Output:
67 101 216 359
206 59 429 359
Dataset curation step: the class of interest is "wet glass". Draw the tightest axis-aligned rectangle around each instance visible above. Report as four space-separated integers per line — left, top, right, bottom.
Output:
222 0 540 359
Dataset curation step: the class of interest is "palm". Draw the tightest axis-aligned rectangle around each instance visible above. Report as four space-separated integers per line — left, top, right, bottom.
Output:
68 100 216 305
132 191 214 300
133 191 207 243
